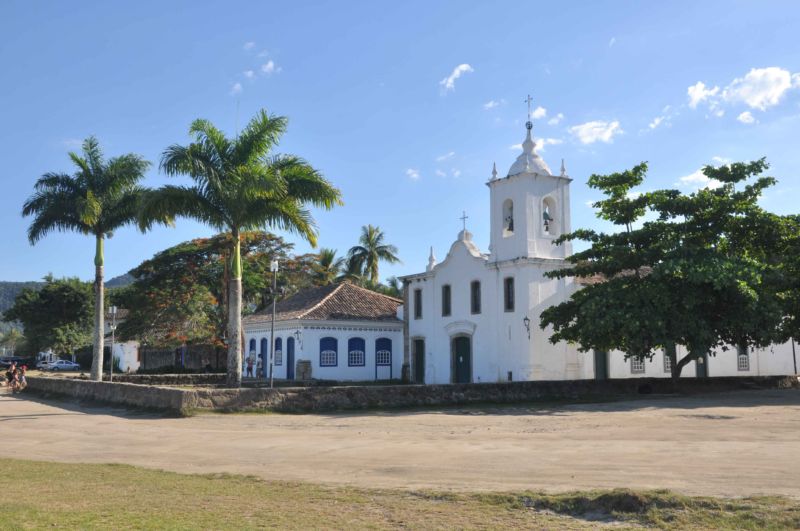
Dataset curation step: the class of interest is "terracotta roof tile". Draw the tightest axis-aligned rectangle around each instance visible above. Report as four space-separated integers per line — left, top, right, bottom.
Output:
244 282 402 324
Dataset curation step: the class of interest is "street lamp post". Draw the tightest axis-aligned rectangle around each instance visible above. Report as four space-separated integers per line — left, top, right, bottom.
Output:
108 306 118 382
269 259 278 389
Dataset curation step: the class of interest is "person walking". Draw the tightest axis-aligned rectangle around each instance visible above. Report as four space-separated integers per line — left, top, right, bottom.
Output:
246 356 254 378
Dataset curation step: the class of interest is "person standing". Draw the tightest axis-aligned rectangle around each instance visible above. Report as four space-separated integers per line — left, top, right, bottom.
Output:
256 356 263 379
246 356 254 378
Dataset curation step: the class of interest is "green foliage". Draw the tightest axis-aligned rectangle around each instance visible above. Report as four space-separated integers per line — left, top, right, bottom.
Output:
346 224 401 285
113 231 316 348
3 275 93 356
541 159 789 377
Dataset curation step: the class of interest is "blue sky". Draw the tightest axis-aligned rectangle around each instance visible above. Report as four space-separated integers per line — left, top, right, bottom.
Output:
1 1 799 283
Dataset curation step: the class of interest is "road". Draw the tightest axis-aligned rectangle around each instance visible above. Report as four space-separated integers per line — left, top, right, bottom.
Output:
2 387 799 498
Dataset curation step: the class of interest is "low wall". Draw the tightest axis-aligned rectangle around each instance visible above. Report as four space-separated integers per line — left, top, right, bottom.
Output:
108 374 226 386
25 376 189 413
25 375 799 415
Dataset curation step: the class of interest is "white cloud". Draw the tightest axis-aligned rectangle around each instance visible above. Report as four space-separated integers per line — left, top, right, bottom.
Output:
439 63 473 92
722 67 796 110
677 169 722 190
243 41 255 51
257 50 269 58
568 120 622 144
483 99 504 110
243 70 255 79
532 106 547 120
648 116 665 129
687 81 720 109
608 37 616 48
688 67 800 116
737 111 756 124
536 138 563 152
406 168 420 180
509 143 523 151
435 169 447 177
547 113 564 125
451 168 461 178
436 151 455 162
712 156 730 164
230 82 242 96
261 60 281 74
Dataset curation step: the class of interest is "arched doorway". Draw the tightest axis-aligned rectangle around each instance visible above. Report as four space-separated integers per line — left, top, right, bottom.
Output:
451 336 472 384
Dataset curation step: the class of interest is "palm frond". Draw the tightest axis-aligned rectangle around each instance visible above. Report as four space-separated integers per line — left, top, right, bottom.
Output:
233 110 287 166
138 185 227 232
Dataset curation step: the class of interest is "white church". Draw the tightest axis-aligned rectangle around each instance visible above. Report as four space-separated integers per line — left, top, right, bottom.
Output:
399 120 798 384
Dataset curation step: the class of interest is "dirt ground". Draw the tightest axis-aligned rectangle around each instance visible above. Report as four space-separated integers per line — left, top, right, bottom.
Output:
2 387 799 498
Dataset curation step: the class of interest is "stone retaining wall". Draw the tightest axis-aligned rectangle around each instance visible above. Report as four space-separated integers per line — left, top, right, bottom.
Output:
26 375 798 415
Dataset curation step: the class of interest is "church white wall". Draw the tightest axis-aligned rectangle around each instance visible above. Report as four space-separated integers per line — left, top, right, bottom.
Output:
244 319 403 382
405 236 592 384
606 340 798 378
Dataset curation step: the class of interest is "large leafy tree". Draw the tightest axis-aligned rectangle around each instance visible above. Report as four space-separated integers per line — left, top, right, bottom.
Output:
346 225 401 285
139 110 341 387
113 231 315 347
22 137 150 379
3 275 93 359
540 159 787 380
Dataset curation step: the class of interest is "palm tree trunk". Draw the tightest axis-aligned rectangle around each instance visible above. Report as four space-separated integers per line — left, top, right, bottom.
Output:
226 233 243 388
90 235 105 381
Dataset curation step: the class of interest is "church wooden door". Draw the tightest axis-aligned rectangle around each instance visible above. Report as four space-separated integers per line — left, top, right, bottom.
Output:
453 336 471 384
594 350 608 380
413 339 425 384
695 352 708 378
286 337 295 380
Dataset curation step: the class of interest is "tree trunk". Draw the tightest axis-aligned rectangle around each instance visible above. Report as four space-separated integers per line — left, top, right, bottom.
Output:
226 234 243 388
90 236 105 381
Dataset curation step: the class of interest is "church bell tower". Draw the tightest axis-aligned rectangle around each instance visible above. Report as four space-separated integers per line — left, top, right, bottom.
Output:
487 98 572 262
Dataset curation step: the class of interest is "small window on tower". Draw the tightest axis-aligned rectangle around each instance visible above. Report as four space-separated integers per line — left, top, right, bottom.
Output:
502 199 514 237
542 197 557 236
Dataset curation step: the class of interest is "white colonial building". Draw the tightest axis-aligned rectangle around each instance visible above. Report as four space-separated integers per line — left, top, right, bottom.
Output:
243 282 404 381
400 121 798 384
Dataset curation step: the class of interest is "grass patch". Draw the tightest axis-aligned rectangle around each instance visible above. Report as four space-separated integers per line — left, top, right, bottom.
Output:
1 459 798 529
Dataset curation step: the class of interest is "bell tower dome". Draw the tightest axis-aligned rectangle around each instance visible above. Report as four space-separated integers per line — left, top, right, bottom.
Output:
487 110 572 262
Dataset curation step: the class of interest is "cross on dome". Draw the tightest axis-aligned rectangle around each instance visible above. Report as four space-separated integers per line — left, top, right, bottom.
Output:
507 94 551 177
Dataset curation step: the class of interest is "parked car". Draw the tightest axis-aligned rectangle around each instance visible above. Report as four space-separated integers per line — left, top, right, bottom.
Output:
36 360 53 370
47 359 81 371
0 356 25 368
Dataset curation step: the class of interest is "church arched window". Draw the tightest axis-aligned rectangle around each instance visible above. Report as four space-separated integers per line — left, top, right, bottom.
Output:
348 337 366 367
542 197 557 236
502 199 514 236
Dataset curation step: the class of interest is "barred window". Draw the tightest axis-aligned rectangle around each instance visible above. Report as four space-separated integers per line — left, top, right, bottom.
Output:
504 277 515 312
737 344 750 371
663 352 672 372
414 288 423 319
631 358 645 374
441 284 451 317
470 281 481 314
376 338 392 366
320 337 337 367
348 337 366 367
274 337 282 366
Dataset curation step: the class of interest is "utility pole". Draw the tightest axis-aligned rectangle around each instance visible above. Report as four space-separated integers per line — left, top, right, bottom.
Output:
269 259 278 388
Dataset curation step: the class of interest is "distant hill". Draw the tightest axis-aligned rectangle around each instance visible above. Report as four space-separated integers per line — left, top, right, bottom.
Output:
0 273 133 317
106 273 134 288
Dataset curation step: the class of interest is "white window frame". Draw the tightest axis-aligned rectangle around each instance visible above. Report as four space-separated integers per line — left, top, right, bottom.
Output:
737 349 750 371
663 351 672 373
348 349 365 367
320 350 337 367
376 349 391 366
630 358 645 374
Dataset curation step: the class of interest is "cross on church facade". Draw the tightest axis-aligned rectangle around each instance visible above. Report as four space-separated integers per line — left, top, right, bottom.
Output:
460 211 469 231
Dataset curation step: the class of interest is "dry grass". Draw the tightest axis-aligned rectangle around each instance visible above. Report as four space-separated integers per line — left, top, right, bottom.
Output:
1 459 798 529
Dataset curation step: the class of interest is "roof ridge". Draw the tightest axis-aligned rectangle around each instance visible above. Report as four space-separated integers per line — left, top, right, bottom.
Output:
345 281 403 303
299 282 345 319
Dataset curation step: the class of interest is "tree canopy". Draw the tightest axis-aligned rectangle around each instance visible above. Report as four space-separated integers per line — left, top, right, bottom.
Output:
540 159 790 378
3 275 93 357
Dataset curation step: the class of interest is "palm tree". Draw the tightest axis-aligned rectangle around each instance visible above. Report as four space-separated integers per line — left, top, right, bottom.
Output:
22 137 150 381
140 110 342 387
314 248 345 285
347 225 401 285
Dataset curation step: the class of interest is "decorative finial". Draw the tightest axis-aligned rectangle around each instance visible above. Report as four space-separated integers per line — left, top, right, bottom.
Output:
427 246 437 272
491 162 498 180
560 158 566 177
524 94 533 130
